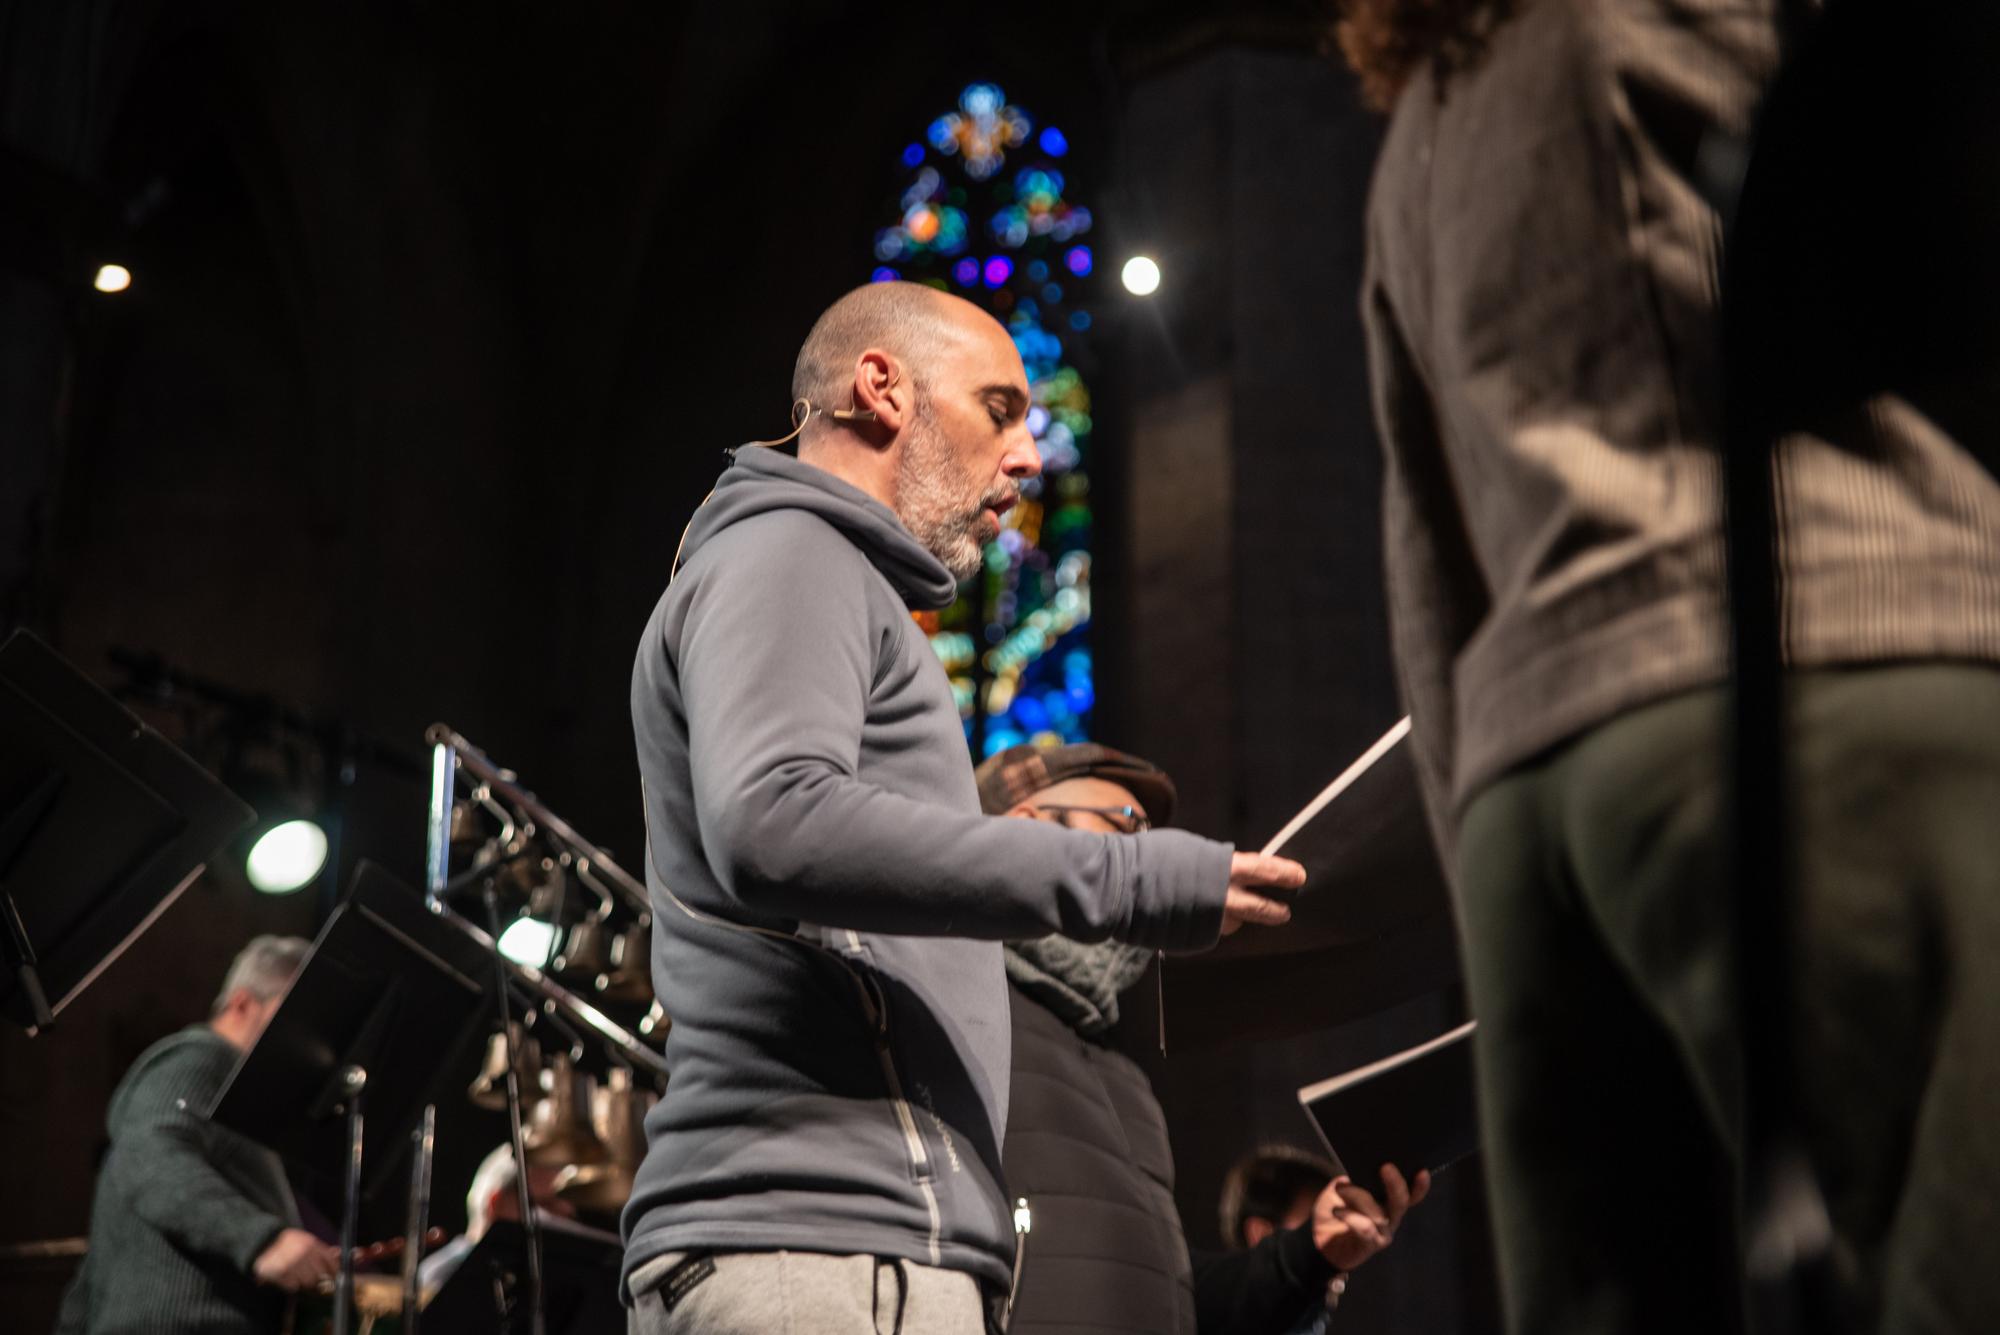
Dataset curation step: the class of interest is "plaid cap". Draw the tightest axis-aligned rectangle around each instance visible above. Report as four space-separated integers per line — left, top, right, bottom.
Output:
974 742 1177 826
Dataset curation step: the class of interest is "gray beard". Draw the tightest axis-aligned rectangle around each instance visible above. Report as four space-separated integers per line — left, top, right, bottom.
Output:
896 416 987 582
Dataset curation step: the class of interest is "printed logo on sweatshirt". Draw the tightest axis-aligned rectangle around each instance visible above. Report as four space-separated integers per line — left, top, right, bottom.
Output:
913 1082 964 1173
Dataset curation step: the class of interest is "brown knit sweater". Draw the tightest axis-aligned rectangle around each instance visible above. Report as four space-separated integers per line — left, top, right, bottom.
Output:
1362 0 2000 856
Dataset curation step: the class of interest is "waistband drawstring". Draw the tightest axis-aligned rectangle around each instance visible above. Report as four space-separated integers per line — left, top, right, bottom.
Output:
873 1256 910 1335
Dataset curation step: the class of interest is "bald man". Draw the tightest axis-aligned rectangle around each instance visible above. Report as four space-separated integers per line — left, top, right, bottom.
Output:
624 283 1304 1334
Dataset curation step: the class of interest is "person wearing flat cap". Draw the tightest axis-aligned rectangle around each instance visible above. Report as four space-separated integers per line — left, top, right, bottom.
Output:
978 743 1426 1335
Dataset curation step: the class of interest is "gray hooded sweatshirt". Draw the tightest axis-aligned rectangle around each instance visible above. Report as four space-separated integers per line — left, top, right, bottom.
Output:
624 445 1233 1295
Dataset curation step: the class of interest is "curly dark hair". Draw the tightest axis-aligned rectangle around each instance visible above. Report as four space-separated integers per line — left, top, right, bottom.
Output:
1334 0 1516 112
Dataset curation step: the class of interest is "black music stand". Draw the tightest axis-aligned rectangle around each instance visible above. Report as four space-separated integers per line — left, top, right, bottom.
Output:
0 630 254 1033
213 861 491 1335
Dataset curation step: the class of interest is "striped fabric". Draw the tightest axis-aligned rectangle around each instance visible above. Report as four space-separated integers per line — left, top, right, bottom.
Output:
54 1027 298 1335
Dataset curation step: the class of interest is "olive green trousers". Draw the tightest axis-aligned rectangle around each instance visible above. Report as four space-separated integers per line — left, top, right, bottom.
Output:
1457 665 2000 1335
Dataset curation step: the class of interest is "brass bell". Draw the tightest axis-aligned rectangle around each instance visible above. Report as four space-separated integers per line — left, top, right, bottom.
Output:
501 849 567 921
592 1064 656 1168
449 800 487 845
550 1159 632 1219
554 1066 657 1217
552 914 613 984
522 1051 612 1168
595 918 653 1004
638 997 671 1042
552 859 617 983
467 1023 543 1113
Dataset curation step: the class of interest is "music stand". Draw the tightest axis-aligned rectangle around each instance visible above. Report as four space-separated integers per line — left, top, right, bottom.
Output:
0 629 254 1033
212 860 491 1335
422 1219 623 1335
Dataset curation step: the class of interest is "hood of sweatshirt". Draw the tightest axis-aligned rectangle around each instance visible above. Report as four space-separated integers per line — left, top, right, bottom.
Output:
678 445 960 611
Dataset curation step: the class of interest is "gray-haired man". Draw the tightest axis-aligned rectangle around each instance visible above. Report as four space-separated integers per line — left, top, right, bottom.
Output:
55 934 337 1335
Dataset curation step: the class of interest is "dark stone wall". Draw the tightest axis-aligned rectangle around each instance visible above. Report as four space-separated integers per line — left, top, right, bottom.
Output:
1104 47 1500 1334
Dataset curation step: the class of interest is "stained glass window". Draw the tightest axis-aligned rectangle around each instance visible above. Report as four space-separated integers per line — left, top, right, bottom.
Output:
872 83 1097 757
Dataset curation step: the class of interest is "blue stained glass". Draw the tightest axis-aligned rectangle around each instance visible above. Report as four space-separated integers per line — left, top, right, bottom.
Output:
983 728 1025 757
962 83 1005 116
885 85 1097 752
1016 168 1065 199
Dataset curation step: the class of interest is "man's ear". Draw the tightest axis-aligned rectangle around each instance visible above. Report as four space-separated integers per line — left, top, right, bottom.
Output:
1242 1216 1276 1249
847 350 908 432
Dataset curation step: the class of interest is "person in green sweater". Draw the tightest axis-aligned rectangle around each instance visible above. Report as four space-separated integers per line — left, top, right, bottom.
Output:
55 934 338 1335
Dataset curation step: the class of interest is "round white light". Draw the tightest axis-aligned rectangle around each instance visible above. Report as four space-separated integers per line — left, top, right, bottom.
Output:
93 264 133 294
244 819 329 894
497 918 560 969
1120 255 1161 297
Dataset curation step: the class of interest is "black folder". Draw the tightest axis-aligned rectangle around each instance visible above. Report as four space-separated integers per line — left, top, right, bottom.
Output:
1297 1019 1480 1201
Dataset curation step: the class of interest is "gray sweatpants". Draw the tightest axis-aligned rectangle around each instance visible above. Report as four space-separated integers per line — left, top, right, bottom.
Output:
629 1250 993 1335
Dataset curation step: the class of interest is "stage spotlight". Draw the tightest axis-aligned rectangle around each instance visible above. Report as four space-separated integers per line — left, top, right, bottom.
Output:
497 917 560 969
243 817 328 894
93 264 132 294
1120 255 1161 296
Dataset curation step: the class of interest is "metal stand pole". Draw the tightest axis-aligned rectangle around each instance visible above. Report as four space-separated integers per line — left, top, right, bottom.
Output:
485 885 546 1335
0 773 64 1034
333 1065 367 1335
401 1103 436 1333
0 888 54 1031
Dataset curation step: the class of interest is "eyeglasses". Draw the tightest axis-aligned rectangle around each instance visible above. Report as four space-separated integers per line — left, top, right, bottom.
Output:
1029 803 1151 834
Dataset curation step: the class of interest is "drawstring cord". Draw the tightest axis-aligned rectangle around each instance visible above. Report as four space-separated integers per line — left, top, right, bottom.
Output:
872 1257 910 1335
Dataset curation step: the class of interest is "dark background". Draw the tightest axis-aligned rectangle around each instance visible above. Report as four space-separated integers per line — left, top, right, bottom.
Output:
0 2 1494 1329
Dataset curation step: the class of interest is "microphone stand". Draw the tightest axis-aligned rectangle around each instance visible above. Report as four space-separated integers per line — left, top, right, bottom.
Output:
482 882 547 1335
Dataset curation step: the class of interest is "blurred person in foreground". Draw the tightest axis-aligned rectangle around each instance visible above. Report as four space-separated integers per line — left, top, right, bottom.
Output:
981 743 1426 1335
55 935 337 1335
1339 1 2000 1332
625 282 1304 1335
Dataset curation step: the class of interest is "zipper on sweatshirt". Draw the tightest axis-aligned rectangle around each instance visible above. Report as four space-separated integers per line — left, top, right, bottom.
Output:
843 930 945 1266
